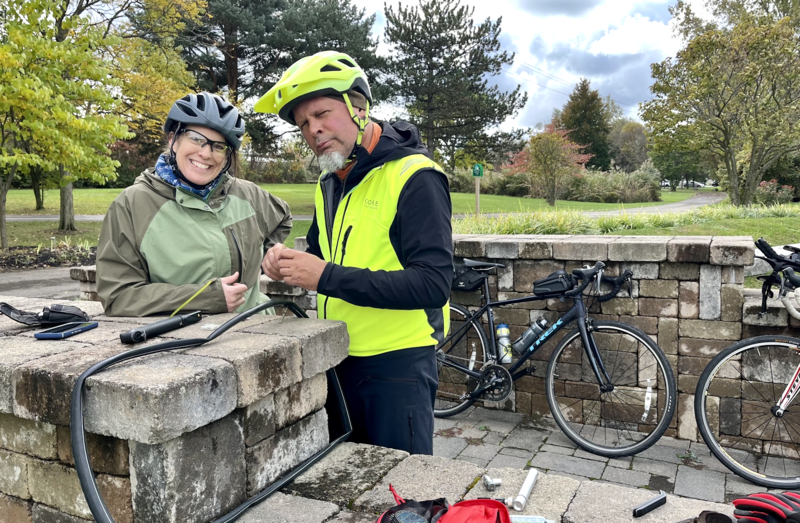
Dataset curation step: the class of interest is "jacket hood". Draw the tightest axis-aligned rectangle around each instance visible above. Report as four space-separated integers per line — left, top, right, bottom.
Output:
323 120 432 195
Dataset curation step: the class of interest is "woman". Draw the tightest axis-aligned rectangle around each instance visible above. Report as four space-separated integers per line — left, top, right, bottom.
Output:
96 92 292 316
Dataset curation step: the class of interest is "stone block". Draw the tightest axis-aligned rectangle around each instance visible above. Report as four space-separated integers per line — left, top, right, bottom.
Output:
658 318 679 355
497 264 513 292
640 280 678 299
679 355 711 376
552 237 609 261
70 266 96 283
274 372 327 432
721 266 744 284
79 354 238 445
247 410 328 496
244 394 275 447
678 374 699 394
609 238 668 262
519 237 569 259
129 414 245 523
237 492 339 523
720 285 744 322
354 455 483 514
493 307 529 326
699 265 722 320
242 318 349 379
186 332 303 408
0 414 57 460
679 338 732 358
679 320 741 341
639 298 678 317
453 237 486 258
710 238 754 266
743 301 788 326
0 493 31 523
545 297 573 312
660 263 701 281
284 443 408 507
620 262 659 279
0 449 31 499
601 298 637 316
679 282 700 319
667 237 711 263
0 336 87 414
294 237 308 251
56 426 128 476
262 278 306 296
485 238 520 259
677 393 698 441
28 459 132 522
619 315 659 335
513 260 564 292
32 503 91 523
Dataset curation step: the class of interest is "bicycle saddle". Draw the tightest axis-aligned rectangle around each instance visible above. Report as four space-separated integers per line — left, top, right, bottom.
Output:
463 258 506 270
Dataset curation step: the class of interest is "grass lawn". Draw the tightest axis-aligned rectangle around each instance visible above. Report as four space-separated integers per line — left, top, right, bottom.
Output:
3 222 104 248
613 217 798 246
4 185 703 217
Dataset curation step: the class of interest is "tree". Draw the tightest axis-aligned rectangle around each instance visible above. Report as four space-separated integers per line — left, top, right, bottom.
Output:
0 0 130 246
505 123 592 205
383 0 527 165
642 2 800 205
177 0 384 154
609 119 648 172
559 78 612 171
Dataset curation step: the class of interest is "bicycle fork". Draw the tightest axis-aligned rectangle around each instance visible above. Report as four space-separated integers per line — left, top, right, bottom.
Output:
578 316 614 393
775 361 800 417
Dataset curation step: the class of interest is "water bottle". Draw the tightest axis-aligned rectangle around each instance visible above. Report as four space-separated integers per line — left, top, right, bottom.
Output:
512 318 549 354
496 323 512 364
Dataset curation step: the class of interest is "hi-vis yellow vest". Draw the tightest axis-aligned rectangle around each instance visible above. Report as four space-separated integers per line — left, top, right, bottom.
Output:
314 154 450 357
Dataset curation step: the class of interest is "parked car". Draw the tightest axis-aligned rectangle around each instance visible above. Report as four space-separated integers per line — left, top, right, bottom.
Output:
660 180 671 187
682 180 705 188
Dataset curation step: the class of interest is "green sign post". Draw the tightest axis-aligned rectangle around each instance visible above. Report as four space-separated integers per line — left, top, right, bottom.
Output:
472 163 483 214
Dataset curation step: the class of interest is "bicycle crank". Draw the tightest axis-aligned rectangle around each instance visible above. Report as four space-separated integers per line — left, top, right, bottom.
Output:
476 364 513 402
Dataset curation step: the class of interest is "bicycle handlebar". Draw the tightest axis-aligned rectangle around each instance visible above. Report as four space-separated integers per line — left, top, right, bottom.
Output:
565 261 633 302
755 238 800 320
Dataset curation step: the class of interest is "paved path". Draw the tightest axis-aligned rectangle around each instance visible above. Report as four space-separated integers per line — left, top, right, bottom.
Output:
0 267 78 299
432 405 762 506
5 192 727 222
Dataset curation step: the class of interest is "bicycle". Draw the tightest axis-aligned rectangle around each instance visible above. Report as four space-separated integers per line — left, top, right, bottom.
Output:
437 259 677 457
695 238 800 488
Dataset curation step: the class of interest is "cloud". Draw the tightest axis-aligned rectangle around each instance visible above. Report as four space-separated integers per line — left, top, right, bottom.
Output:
630 0 673 24
514 0 604 17
545 44 646 77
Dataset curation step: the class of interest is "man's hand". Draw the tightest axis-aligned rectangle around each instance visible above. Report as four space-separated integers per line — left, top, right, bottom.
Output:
277 249 327 291
262 243 287 280
220 272 248 312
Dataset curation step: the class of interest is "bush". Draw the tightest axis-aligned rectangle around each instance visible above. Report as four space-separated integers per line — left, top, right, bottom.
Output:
447 169 474 193
565 161 661 203
754 179 794 206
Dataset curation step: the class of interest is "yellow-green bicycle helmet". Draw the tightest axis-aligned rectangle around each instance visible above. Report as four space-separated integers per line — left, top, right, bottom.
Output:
254 51 372 151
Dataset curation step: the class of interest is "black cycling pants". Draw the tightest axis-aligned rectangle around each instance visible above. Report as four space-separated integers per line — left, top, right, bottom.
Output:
333 346 437 455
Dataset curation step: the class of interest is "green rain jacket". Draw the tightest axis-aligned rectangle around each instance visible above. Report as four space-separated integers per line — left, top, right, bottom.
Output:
96 169 292 316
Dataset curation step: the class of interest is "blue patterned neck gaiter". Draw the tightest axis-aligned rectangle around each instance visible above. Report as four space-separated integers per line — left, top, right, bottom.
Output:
154 154 223 201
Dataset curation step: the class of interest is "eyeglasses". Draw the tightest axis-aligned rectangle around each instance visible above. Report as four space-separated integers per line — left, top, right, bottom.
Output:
180 129 231 156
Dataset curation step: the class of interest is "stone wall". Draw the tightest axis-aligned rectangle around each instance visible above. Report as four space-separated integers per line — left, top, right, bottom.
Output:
0 296 348 523
257 234 797 442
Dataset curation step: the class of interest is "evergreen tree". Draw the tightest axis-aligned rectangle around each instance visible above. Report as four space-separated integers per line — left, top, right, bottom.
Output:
383 0 527 166
560 78 611 171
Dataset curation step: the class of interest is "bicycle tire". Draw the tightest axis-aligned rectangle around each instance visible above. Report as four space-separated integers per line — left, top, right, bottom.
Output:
695 335 800 488
546 320 676 457
434 303 490 418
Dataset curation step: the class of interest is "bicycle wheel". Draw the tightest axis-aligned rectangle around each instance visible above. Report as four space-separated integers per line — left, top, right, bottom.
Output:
434 303 490 418
695 336 800 488
546 320 676 457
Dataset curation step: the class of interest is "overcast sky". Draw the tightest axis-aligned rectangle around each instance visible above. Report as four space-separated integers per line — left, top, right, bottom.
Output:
350 0 709 130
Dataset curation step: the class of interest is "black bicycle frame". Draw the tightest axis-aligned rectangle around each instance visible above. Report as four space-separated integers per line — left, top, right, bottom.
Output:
441 276 613 398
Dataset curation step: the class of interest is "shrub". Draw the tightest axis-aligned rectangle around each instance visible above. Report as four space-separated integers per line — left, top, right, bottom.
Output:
754 179 794 206
566 161 661 203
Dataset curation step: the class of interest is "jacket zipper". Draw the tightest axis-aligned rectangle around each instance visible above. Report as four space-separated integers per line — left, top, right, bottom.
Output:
408 411 415 454
323 193 353 321
229 228 243 284
340 226 353 265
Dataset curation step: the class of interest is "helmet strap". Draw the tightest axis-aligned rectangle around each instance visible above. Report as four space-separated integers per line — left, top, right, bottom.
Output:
343 93 370 161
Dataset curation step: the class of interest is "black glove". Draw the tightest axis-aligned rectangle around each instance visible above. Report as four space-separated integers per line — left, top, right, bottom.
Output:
0 302 90 326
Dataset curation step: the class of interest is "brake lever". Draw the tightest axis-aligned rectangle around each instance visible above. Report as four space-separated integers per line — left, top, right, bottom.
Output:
595 268 603 295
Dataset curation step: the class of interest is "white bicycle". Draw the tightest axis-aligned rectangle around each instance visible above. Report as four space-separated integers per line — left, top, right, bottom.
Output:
695 238 800 488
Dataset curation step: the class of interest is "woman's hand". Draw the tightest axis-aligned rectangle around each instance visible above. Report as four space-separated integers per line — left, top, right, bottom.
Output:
220 272 248 312
262 243 288 280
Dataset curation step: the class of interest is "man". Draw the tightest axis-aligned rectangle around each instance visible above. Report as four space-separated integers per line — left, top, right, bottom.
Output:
254 51 452 455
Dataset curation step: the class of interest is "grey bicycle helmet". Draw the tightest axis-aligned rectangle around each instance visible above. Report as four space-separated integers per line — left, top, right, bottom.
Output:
164 93 245 150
